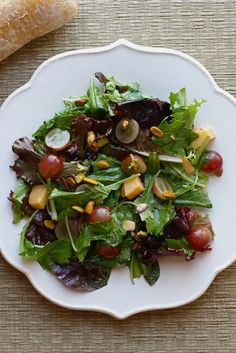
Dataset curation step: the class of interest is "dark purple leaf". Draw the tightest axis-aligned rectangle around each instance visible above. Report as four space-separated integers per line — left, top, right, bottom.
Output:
163 207 208 239
25 210 57 245
65 114 112 160
115 98 171 129
95 72 109 85
12 137 42 163
73 114 112 137
103 128 162 160
141 243 195 263
11 137 42 184
155 247 195 261
164 207 191 238
137 233 196 264
126 129 162 154
52 260 111 292
101 142 130 160
11 160 40 185
20 194 34 216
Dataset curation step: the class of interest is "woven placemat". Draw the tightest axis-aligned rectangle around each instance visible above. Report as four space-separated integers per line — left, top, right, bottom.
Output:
0 1 236 352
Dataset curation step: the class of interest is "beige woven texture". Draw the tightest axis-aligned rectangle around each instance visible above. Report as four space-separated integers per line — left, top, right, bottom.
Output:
0 1 236 352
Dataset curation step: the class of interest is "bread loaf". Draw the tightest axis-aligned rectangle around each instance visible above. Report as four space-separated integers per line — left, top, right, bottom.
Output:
0 0 77 62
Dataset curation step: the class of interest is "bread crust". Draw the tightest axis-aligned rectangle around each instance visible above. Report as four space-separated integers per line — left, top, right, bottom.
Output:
0 0 77 61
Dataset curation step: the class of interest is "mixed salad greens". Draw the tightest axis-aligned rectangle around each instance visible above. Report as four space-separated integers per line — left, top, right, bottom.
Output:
9 73 223 292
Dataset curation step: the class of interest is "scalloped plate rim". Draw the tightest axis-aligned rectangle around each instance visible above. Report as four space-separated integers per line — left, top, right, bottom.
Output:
0 39 236 319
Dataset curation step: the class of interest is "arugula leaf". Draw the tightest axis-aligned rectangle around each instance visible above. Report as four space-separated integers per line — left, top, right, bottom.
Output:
32 108 82 141
147 152 160 175
33 142 46 156
11 178 30 223
174 188 212 208
152 88 204 155
162 162 208 189
141 262 160 286
129 252 143 283
164 175 193 197
20 235 40 259
84 78 108 118
19 209 39 256
129 251 160 286
190 137 211 166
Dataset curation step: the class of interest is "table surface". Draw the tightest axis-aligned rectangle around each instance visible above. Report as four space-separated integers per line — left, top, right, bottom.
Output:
0 1 236 352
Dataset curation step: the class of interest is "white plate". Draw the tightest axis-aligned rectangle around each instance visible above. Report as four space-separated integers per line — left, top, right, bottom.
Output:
0 39 236 319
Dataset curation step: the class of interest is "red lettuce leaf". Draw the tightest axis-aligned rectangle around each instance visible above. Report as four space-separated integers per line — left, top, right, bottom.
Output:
137 234 195 263
104 129 162 160
125 129 162 155
11 137 42 184
52 260 111 292
101 142 130 160
65 114 112 160
25 210 57 245
94 72 109 85
115 98 171 128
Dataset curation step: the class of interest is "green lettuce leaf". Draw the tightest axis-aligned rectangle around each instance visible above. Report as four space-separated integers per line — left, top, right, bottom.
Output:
84 78 108 118
49 185 109 211
135 176 175 236
145 203 176 236
32 108 82 141
129 251 160 286
165 237 194 258
50 174 139 212
87 154 126 185
75 204 137 262
104 76 144 103
92 246 132 267
152 88 204 155
20 238 73 271
174 188 212 208
11 178 30 223
129 252 143 283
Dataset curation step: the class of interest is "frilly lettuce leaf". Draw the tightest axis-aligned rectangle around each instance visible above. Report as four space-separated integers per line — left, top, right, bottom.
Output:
152 88 205 156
